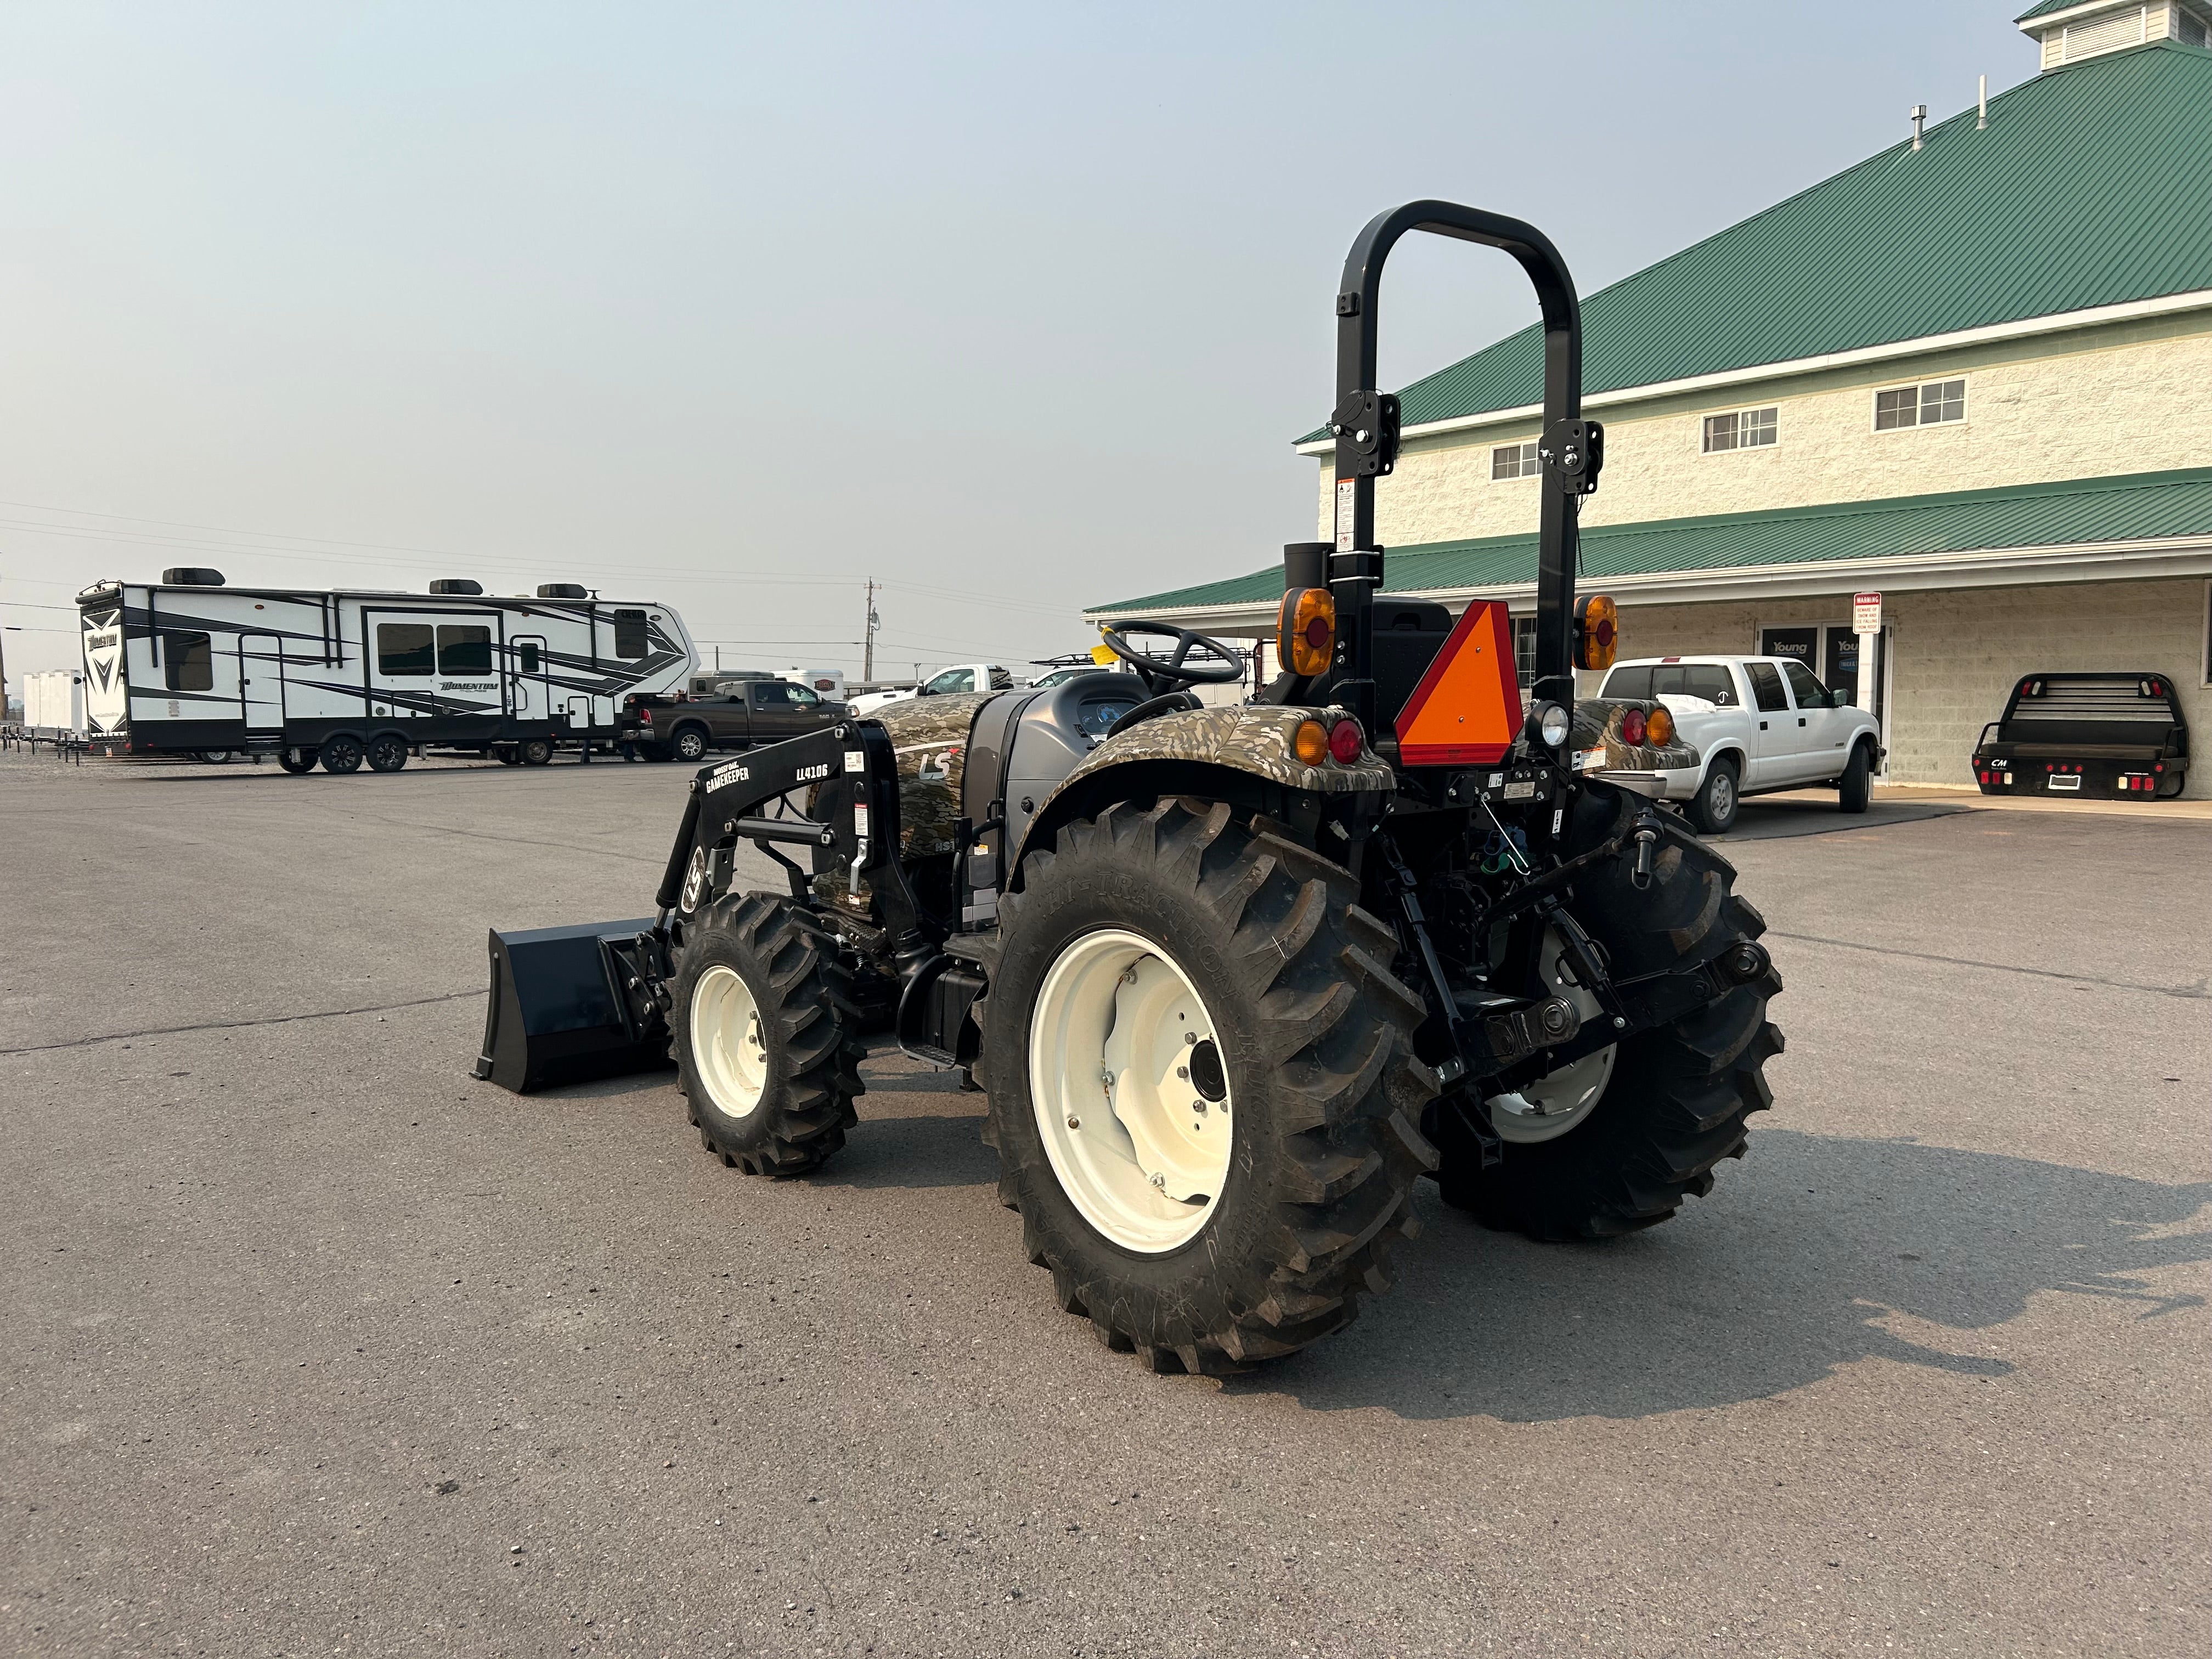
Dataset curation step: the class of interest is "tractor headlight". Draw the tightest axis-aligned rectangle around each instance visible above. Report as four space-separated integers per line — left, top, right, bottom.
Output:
1530 701 1571 749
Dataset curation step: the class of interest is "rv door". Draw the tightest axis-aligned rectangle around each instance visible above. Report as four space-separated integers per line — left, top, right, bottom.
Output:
508 635 549 721
239 634 284 734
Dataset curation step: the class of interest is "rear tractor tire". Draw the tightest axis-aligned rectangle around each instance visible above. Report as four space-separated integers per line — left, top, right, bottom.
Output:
1433 782 1784 1242
671 892 865 1176
978 798 1439 1375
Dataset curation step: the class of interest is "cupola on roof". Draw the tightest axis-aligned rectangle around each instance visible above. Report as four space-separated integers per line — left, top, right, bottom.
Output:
2018 2 2212 65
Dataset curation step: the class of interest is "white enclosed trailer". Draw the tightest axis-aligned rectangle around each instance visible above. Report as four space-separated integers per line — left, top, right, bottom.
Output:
77 570 697 772
25 669 88 739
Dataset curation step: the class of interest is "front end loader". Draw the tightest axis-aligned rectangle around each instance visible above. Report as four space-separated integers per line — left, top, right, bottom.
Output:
477 201 1784 1373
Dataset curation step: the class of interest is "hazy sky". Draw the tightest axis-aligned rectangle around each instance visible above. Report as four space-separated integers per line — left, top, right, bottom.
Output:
2 1 2040 683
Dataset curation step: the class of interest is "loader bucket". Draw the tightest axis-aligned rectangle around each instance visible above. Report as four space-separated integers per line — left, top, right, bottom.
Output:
473 918 670 1094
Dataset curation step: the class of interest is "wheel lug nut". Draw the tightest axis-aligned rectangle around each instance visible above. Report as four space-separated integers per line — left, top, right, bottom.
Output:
1176 1065 1189 1079
1149 1172 1165 1189
1066 1116 1080 1130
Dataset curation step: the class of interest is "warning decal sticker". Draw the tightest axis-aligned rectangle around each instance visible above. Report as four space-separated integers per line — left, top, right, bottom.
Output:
1392 600 1521 768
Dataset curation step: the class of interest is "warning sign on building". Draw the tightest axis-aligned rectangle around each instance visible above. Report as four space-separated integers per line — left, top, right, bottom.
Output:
1853 591 1883 635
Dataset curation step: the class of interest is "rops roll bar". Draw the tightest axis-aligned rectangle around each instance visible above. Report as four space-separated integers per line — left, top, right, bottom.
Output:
1326 201 1601 725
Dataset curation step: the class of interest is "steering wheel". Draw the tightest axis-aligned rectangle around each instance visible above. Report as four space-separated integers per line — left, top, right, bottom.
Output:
1098 621 1246 698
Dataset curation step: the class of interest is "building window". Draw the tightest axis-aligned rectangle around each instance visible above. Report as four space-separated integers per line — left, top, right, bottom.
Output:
163 631 213 692
1702 408 1778 453
611 608 651 660
376 623 436 676
1513 616 1537 685
1491 441 1541 480
1875 378 1966 430
436 625 493 675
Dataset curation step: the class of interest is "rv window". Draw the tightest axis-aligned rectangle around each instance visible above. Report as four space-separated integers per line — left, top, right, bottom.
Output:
164 631 214 692
437 625 493 674
377 623 436 676
517 643 540 673
612 609 650 660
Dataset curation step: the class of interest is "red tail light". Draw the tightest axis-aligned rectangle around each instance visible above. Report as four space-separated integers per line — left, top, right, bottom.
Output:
1621 708 1647 747
1327 718 1363 764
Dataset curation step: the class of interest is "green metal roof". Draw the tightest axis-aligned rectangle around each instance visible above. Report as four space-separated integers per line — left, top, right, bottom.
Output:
1092 469 2212 613
2015 2 2086 20
1298 42 2212 443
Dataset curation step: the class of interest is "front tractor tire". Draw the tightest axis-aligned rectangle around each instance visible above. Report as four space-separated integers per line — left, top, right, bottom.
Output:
980 799 1439 1375
1434 783 1784 1242
671 892 865 1176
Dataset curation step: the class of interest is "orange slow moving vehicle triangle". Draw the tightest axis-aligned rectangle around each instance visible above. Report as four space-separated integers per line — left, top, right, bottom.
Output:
1393 600 1521 766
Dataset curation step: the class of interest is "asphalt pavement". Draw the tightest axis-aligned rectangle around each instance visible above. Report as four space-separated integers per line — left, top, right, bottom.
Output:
3 748 2205 1657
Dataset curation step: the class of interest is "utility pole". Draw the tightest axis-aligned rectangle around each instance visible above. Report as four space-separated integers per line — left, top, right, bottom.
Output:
862 579 879 682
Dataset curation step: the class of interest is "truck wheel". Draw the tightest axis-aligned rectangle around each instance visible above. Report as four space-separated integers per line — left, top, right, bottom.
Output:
1434 783 1783 1242
319 735 364 774
365 734 409 772
1837 741 1873 813
518 738 554 766
672 725 709 763
1686 757 1739 835
672 893 865 1176
493 747 521 766
194 749 235 764
276 748 318 774
978 799 1438 1374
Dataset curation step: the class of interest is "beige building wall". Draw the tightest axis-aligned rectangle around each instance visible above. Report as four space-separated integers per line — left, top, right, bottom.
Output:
1609 576 2209 798
1313 312 2212 548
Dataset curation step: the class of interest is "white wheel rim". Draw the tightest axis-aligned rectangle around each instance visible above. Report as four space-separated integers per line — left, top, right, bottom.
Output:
1488 927 1617 1144
1710 771 1734 819
1029 929 1233 1254
690 965 769 1120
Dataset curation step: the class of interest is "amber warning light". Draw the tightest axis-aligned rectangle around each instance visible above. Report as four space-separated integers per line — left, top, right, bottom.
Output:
1278 587 1336 676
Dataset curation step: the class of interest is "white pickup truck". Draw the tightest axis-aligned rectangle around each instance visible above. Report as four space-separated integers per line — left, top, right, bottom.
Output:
848 662 1015 715
1596 656 1884 833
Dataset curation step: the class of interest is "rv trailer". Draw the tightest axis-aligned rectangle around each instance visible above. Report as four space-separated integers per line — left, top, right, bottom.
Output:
76 571 697 772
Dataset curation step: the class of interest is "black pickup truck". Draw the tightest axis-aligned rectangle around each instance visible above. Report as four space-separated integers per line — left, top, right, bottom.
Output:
621 680 848 762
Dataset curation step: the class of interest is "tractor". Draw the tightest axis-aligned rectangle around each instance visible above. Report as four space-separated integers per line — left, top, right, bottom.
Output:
477 200 1784 1374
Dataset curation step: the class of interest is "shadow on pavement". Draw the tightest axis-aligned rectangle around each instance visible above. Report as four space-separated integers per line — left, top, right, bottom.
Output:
1709 797 1972 842
1231 1129 2209 1422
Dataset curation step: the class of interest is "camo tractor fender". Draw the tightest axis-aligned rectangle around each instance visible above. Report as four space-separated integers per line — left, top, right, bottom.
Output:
1012 704 1395 874
1568 698 1702 780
